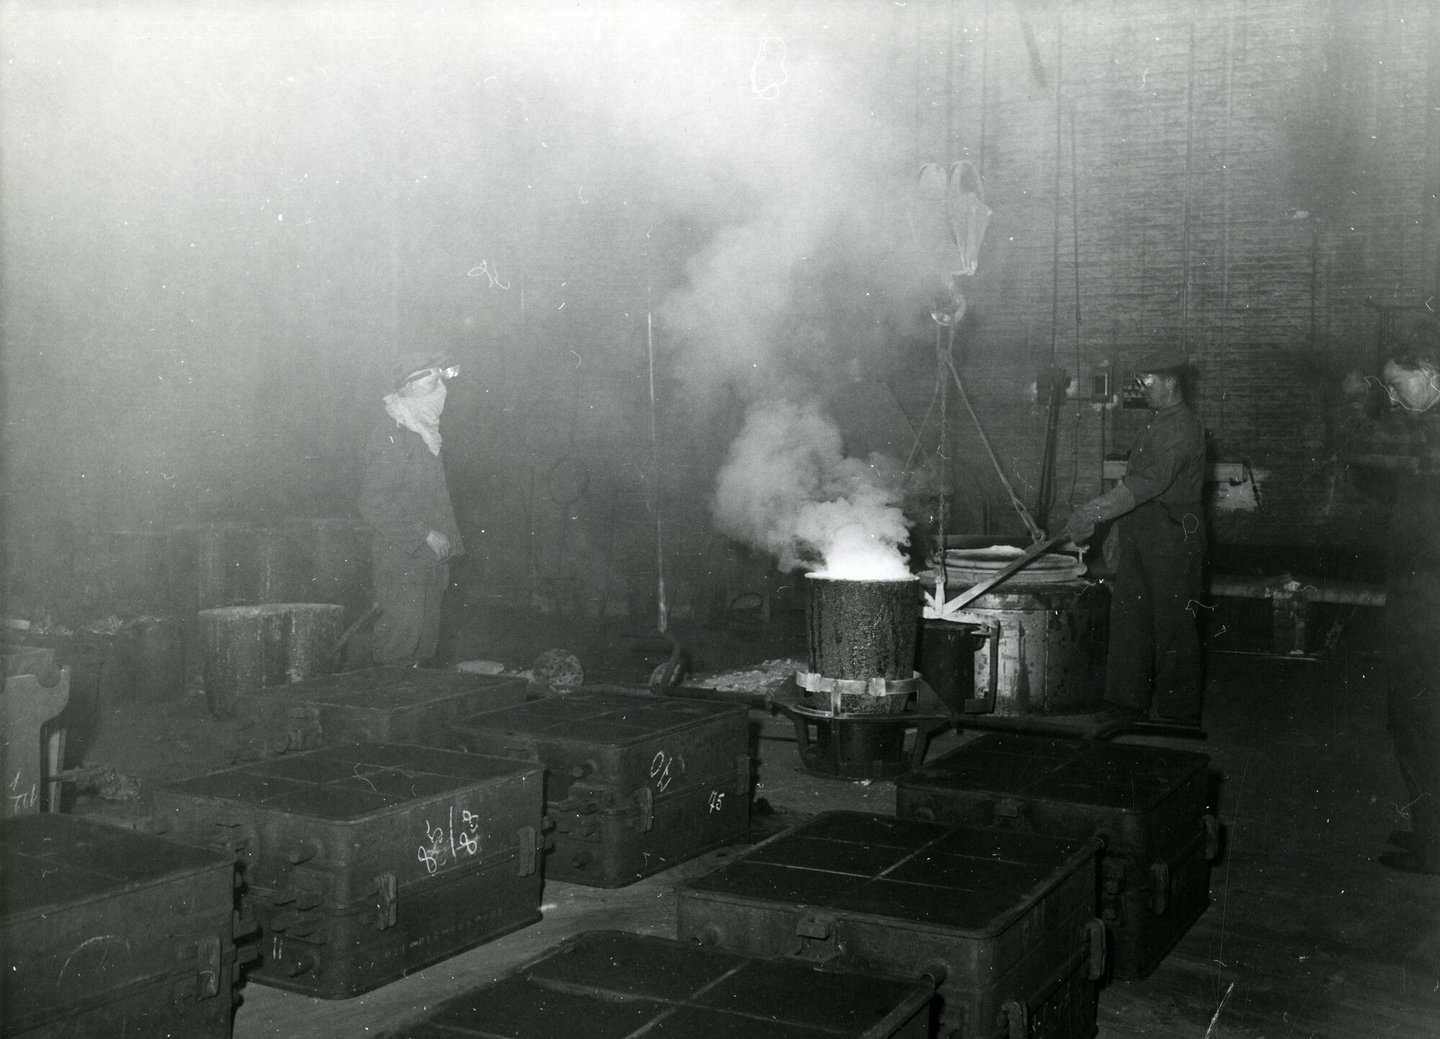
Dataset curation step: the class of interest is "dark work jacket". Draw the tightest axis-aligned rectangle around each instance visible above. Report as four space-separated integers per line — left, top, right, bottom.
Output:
1121 402 1207 523
1344 406 1440 573
359 417 464 560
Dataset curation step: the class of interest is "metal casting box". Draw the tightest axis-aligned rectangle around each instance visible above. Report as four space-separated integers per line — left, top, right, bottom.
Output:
240 666 527 749
448 690 751 887
382 930 935 1039
894 733 1219 980
676 811 1104 1039
151 742 544 998
1 813 238 1038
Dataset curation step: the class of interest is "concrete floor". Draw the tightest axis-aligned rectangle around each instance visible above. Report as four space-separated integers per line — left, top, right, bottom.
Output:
60 596 1440 1039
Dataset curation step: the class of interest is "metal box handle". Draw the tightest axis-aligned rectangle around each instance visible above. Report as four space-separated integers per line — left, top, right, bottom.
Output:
994 797 1025 826
795 915 833 940
792 913 840 961
1085 918 1108 980
962 617 1002 715
1202 813 1222 861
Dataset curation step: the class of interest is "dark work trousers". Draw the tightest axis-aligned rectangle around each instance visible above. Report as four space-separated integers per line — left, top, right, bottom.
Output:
371 540 450 665
1104 502 1206 721
1385 570 1440 870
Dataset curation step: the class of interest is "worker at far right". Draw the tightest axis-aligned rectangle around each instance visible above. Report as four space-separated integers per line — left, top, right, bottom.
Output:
1342 318 1440 876
1065 352 1208 728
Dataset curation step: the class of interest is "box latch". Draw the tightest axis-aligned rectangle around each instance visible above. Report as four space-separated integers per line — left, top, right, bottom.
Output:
631 785 655 833
517 825 538 876
1100 858 1127 922
194 935 222 999
374 872 398 930
735 753 751 795
1149 862 1170 915
210 819 255 864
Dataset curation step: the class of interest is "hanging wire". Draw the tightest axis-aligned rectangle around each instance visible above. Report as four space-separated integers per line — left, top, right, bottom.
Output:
646 308 667 635
1069 100 1084 507
1181 16 1197 349
944 352 1045 542
1049 17 1063 368
936 321 950 580
979 0 989 171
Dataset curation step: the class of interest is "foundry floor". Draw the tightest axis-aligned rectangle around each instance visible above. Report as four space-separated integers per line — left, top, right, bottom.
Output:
64 596 1440 1039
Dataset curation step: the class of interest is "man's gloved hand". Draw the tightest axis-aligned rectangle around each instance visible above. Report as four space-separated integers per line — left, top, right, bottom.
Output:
1064 484 1138 543
425 529 452 560
1065 510 1097 543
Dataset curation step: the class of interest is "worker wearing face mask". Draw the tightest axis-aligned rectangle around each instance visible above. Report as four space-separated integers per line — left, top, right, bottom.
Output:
1343 319 1440 875
359 353 465 667
1065 353 1208 727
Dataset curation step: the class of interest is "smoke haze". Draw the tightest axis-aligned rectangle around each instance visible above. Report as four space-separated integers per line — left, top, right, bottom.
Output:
1 0 946 604
711 400 912 580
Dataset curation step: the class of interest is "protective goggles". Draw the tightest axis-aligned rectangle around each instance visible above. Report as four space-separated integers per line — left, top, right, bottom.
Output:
405 365 460 384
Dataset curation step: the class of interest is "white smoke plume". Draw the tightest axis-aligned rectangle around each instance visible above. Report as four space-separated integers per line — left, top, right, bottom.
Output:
712 399 912 580
475 0 941 400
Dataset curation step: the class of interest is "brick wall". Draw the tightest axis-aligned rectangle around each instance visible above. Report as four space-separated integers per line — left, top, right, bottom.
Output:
896 0 1436 561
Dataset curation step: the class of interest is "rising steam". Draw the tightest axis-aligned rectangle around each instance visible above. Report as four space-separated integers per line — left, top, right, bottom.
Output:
711 399 912 580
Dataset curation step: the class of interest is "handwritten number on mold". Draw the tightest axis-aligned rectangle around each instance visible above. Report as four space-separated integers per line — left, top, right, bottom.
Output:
751 37 787 100
417 806 482 874
467 260 510 290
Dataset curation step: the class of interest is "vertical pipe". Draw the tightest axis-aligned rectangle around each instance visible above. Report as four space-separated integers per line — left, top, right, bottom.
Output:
1218 1 1237 447
1069 101 1083 506
1426 0 1440 306
913 3 921 171
979 0 989 171
946 6 955 164
1050 15 1064 368
1181 16 1197 349
647 310 667 634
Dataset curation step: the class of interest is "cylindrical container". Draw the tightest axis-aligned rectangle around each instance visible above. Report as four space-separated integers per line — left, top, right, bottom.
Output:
809 718 907 776
804 575 920 681
962 580 1109 716
199 605 289 719
917 620 982 715
281 603 347 682
197 602 344 719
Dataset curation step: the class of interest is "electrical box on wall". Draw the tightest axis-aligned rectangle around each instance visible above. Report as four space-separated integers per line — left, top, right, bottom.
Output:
1120 372 1147 409
1091 370 1111 401
1036 367 1069 402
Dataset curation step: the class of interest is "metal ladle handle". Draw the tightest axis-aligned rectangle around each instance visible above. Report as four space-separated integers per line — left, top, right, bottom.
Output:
941 533 1070 613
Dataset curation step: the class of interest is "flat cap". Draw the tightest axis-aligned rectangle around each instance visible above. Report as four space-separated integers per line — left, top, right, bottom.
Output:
1133 351 1192 376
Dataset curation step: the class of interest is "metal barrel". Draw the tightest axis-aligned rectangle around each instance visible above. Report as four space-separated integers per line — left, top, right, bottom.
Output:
804 575 920 681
